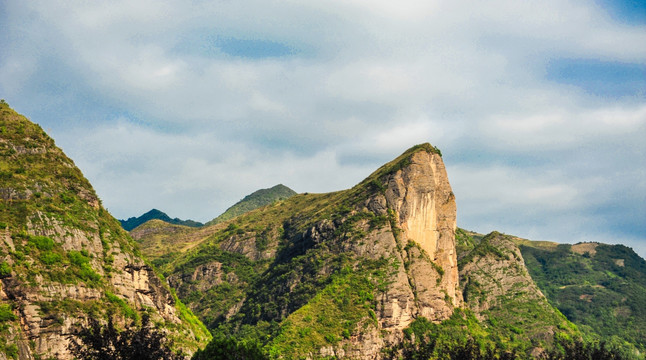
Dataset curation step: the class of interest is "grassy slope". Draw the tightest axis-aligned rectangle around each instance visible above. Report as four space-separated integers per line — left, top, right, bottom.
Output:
458 227 645 356
457 231 578 356
205 184 297 226
0 101 210 357
131 219 225 261
520 241 646 354
155 144 444 358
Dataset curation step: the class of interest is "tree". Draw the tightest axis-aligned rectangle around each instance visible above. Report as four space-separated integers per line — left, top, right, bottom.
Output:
192 334 267 360
68 314 182 360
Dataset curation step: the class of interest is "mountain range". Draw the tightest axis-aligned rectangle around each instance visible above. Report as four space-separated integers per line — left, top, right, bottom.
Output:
120 184 296 232
1 102 644 359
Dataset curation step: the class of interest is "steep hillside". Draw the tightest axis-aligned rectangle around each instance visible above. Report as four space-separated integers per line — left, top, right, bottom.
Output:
205 184 297 226
457 231 578 355
0 102 210 359
130 219 226 262
157 143 460 358
120 209 203 231
520 241 646 354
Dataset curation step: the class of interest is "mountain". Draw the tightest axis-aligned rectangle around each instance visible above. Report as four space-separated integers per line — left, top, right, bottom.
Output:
148 143 577 359
130 219 225 263
3 99 640 359
519 240 646 354
120 209 203 231
0 102 210 359
204 184 296 226
456 230 577 356
453 229 646 357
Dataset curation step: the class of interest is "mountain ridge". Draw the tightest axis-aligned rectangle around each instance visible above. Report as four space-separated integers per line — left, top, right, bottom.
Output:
142 143 588 359
205 184 297 226
0 102 210 359
120 208 204 231
2 99 643 359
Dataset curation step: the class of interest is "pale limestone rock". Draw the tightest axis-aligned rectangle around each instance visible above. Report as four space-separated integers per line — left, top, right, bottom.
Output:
0 213 188 359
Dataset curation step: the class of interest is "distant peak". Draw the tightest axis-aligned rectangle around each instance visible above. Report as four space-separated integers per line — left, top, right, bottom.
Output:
120 209 203 231
206 184 297 226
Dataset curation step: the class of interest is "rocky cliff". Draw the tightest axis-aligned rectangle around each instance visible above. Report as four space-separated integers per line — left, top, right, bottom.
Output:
150 143 460 358
457 231 577 356
0 103 210 359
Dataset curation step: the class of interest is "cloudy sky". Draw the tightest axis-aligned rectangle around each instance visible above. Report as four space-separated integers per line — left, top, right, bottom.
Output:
1 1 645 256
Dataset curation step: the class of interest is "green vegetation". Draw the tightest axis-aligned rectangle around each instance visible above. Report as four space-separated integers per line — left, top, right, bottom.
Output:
105 291 138 321
266 260 392 358
167 238 263 328
0 304 16 322
521 242 646 355
0 261 11 277
0 303 19 359
458 231 510 270
120 209 203 231
192 334 266 360
206 184 297 226
388 313 636 360
7 233 103 286
457 232 579 355
0 102 210 357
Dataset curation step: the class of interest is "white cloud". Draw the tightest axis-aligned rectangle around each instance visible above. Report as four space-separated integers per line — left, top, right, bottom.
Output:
1 0 645 257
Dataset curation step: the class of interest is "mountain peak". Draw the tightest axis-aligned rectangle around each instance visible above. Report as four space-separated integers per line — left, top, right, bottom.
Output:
205 184 297 226
120 209 204 231
357 143 443 190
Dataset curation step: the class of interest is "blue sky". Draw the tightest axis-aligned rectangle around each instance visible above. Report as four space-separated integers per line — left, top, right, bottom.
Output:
1 0 645 257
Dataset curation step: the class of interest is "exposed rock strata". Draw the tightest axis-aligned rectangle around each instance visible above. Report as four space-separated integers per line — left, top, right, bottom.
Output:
0 104 208 360
161 145 460 359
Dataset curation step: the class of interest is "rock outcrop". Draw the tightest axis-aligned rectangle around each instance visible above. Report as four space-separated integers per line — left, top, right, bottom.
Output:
0 103 209 359
153 143 460 359
458 232 576 354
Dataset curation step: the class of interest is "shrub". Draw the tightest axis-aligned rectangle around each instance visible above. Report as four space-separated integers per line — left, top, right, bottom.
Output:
192 334 267 360
0 304 16 322
0 262 11 278
28 235 55 251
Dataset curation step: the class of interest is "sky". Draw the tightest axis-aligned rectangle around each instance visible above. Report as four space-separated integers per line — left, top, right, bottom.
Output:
1 1 645 257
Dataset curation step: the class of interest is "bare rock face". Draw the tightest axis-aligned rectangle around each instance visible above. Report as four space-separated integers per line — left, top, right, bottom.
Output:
459 232 545 314
140 144 460 360
384 150 460 311
458 232 575 351
313 146 461 359
0 104 209 360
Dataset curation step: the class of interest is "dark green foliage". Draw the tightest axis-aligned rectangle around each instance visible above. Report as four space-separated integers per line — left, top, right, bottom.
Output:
0 262 11 278
386 312 519 360
0 304 17 322
456 228 479 255
206 184 297 226
120 209 204 231
169 240 260 328
387 314 634 360
68 314 182 360
192 334 267 360
541 337 636 360
28 235 55 251
521 243 646 354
